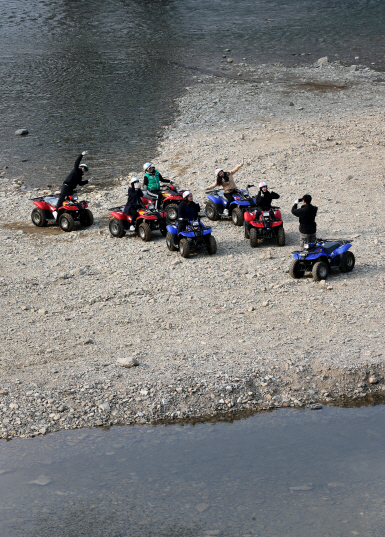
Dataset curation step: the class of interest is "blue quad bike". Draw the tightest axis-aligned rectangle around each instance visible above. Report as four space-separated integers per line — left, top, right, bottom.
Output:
205 185 256 226
166 217 217 258
289 239 355 282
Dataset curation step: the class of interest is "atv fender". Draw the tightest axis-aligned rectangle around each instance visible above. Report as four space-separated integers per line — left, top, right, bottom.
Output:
230 200 249 207
207 194 225 206
166 224 177 234
33 200 50 210
333 243 352 256
244 211 255 222
110 210 128 221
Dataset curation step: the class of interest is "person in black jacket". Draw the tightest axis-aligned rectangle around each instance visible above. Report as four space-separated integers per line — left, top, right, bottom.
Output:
177 191 200 234
256 181 280 210
291 194 318 247
123 177 144 229
55 151 89 218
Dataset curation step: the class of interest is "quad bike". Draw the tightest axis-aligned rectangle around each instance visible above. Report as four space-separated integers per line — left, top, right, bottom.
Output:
31 194 93 232
205 186 256 226
289 239 355 281
166 217 217 258
142 184 186 221
244 206 285 247
109 201 167 241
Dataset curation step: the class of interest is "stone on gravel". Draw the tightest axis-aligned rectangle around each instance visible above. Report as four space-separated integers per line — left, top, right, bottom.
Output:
15 128 29 135
116 357 139 368
28 475 52 486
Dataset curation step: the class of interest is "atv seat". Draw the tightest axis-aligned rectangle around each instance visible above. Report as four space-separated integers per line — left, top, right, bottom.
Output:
43 196 59 207
320 241 341 254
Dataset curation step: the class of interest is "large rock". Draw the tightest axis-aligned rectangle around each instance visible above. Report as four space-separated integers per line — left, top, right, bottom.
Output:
317 56 329 66
116 357 139 368
15 128 29 136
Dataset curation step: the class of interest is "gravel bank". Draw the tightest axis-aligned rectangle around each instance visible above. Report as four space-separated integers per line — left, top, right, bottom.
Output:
1 60 385 439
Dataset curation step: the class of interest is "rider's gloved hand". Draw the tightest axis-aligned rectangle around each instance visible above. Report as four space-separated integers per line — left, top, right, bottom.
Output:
260 192 264 197
82 150 88 156
294 199 299 204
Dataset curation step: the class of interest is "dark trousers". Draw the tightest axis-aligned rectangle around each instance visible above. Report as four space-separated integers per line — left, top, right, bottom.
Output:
148 190 162 209
177 221 187 234
56 184 73 212
224 192 234 210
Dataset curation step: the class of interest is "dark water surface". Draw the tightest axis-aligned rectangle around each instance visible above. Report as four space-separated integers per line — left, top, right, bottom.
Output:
1 0 384 187
1 405 385 536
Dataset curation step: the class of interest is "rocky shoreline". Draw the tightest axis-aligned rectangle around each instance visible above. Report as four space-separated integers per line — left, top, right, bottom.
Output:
1 59 385 439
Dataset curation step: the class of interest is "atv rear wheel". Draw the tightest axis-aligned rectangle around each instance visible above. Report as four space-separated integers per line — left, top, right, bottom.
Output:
109 218 126 238
205 235 217 255
249 227 259 248
339 251 355 273
31 208 47 227
59 213 75 232
138 222 152 242
166 232 177 251
289 259 305 279
244 222 250 239
312 261 329 282
79 209 93 227
205 202 219 221
165 204 179 221
231 207 244 226
179 238 190 258
277 227 285 246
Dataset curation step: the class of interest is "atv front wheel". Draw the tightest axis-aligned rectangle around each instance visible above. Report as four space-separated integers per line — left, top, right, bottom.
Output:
138 222 152 242
165 204 179 221
289 259 305 279
166 232 177 251
312 261 329 282
31 208 47 227
179 238 190 258
277 227 285 246
249 227 259 248
205 235 217 255
59 213 75 232
79 209 94 227
339 251 355 273
205 202 219 221
109 218 126 238
231 207 244 226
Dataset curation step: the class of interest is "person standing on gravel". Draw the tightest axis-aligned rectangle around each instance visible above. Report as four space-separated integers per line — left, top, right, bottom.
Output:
177 191 200 233
291 194 318 247
142 162 172 210
123 177 143 230
55 151 89 219
205 162 244 216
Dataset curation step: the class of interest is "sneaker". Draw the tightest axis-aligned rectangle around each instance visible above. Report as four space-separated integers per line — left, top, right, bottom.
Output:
223 209 229 216
129 225 135 231
52 210 58 220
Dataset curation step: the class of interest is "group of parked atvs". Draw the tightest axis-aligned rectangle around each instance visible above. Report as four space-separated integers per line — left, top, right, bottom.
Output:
30 183 355 279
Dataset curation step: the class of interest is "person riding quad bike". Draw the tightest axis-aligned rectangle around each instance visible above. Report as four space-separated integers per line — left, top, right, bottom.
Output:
205 162 244 216
143 162 172 209
245 181 280 236
55 151 90 219
177 191 200 234
123 177 143 231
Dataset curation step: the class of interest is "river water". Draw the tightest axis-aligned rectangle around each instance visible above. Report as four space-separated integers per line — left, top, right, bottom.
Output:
1 0 384 188
1 404 385 536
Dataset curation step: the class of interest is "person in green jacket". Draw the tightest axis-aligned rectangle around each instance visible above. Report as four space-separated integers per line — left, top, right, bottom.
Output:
143 162 172 209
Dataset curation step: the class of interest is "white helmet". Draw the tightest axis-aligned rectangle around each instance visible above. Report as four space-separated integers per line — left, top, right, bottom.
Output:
183 190 192 199
130 177 139 184
143 162 152 171
215 168 224 176
259 181 267 188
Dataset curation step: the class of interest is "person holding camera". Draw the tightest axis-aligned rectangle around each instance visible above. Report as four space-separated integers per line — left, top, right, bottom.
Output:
291 194 318 247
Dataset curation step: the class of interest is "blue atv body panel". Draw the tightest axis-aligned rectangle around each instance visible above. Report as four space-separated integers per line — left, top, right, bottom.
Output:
207 194 226 206
230 199 250 207
166 224 178 235
293 242 352 262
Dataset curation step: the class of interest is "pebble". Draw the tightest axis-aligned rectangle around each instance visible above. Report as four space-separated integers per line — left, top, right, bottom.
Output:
28 475 52 486
15 128 29 135
116 357 139 368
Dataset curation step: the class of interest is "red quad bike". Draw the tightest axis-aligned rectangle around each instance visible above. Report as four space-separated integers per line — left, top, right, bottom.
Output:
142 184 186 221
31 195 93 232
108 201 167 241
244 206 285 247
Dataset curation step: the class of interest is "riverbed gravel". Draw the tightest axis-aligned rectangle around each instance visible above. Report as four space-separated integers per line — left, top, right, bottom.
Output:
1 60 384 439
